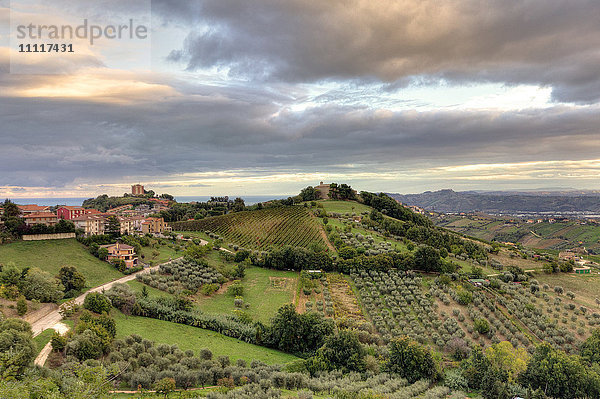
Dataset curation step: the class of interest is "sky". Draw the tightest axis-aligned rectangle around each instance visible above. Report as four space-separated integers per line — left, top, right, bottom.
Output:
1 0 600 198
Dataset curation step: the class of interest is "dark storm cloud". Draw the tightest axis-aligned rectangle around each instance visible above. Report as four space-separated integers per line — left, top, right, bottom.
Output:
1 84 599 187
161 0 600 103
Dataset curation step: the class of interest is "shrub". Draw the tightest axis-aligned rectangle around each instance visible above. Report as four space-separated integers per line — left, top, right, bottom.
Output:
228 280 244 296
16 296 27 316
51 332 67 352
554 286 564 295
201 283 219 296
57 266 86 294
83 292 112 314
445 368 468 391
19 268 64 303
473 318 490 334
234 297 244 308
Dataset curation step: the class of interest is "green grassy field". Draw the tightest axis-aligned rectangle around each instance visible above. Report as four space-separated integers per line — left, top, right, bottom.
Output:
317 200 373 215
196 266 298 324
139 243 182 265
112 311 298 365
0 239 122 288
536 272 600 309
328 218 410 253
203 249 238 277
175 230 213 242
437 215 600 251
126 280 171 299
33 328 54 354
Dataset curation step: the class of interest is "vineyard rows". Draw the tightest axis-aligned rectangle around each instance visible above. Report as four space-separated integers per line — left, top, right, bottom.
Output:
171 206 326 250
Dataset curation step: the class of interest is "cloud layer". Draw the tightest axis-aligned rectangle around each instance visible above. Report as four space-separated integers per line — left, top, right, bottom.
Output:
1 0 600 196
165 0 600 103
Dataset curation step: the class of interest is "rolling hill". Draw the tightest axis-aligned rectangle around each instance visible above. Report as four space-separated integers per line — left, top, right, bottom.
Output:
389 189 600 215
170 206 329 250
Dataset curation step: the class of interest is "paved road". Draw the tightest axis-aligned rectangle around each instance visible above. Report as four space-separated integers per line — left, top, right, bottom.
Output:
34 321 69 366
31 258 182 366
32 259 182 337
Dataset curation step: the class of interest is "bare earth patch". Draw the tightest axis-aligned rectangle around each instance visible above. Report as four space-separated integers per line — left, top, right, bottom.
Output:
268 276 293 291
327 274 366 321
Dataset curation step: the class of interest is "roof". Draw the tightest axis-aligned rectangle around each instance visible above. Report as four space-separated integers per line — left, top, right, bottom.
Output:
24 212 58 218
58 206 84 210
101 243 135 250
18 204 50 211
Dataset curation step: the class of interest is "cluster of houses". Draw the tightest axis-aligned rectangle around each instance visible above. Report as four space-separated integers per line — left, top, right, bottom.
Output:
2 203 170 237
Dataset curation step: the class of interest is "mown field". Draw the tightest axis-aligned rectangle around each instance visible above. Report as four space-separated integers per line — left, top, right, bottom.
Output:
195 266 298 324
0 239 122 288
536 272 600 309
139 242 181 265
112 311 298 365
170 206 327 250
318 200 373 215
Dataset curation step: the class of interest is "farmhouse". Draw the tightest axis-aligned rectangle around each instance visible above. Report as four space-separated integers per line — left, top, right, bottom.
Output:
101 242 138 268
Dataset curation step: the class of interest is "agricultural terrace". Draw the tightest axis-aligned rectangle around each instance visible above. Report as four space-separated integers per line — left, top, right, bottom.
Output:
0 238 122 288
327 217 410 253
170 206 328 250
351 269 599 358
195 266 298 324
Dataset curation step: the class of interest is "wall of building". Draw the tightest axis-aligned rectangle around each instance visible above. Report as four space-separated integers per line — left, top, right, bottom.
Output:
22 233 76 241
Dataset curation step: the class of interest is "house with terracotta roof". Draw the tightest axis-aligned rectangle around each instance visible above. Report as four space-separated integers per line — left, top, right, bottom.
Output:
57 206 101 220
101 242 138 268
18 204 51 215
23 212 58 226
148 198 171 207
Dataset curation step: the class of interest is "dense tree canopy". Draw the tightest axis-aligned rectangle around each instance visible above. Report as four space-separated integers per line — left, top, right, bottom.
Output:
266 304 334 355
386 336 439 383
0 319 36 379
313 330 366 373
520 343 600 399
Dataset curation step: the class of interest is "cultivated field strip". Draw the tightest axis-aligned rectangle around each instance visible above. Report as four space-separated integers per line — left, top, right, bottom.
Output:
171 206 326 250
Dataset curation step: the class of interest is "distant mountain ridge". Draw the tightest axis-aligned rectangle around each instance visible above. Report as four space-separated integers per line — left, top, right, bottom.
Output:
388 189 600 214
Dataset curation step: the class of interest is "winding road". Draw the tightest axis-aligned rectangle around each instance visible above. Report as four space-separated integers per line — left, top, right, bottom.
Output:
33 257 182 366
